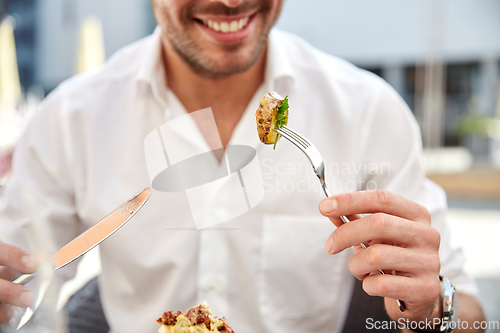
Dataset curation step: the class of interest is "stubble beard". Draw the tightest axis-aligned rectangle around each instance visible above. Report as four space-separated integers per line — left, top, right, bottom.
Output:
167 29 269 78
154 0 280 78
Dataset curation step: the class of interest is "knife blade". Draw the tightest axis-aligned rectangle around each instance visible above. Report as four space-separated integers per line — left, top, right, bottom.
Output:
52 187 151 270
12 187 151 285
10 187 151 329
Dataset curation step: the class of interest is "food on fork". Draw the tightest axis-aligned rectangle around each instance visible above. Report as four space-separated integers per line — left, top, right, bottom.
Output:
156 301 235 333
255 91 289 149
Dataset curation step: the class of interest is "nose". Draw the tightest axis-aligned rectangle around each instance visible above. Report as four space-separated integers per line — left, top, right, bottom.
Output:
209 0 244 8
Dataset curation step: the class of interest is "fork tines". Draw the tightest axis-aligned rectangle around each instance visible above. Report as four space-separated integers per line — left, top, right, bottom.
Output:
278 126 311 148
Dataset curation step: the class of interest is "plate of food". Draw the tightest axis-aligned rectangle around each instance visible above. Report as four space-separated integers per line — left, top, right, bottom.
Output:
156 302 234 333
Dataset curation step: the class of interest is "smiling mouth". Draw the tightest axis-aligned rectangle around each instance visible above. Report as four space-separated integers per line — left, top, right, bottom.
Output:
199 16 251 33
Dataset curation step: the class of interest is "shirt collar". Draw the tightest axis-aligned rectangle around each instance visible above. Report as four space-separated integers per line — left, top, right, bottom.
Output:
135 27 297 100
265 28 296 93
136 26 164 86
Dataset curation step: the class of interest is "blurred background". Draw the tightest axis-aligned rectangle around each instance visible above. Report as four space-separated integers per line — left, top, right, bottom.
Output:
0 0 499 330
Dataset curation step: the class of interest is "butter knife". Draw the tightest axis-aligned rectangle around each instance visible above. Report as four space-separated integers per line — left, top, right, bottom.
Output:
11 187 151 329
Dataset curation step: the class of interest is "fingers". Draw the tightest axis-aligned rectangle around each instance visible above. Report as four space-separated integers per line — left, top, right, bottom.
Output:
324 214 362 228
0 266 19 281
325 213 441 254
0 242 37 323
319 190 441 319
0 279 34 308
347 244 441 280
319 190 431 224
0 242 37 274
363 274 440 320
0 303 15 324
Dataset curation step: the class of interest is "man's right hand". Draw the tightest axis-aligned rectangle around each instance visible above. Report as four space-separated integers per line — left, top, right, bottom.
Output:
0 242 37 324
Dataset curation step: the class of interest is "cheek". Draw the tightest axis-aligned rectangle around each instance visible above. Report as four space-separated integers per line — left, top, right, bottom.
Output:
263 0 284 27
271 0 283 11
151 0 183 23
272 0 284 18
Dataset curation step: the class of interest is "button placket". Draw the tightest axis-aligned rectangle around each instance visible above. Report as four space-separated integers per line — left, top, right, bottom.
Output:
197 224 229 317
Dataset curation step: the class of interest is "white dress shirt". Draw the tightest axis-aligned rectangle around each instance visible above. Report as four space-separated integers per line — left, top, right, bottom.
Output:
0 27 478 333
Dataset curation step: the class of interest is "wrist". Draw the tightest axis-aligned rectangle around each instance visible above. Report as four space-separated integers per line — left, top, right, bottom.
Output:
403 299 442 332
427 293 444 326
407 276 458 333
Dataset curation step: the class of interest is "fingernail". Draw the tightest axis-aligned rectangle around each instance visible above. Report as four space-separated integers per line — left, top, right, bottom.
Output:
325 237 335 254
320 199 338 214
21 255 37 271
19 291 34 307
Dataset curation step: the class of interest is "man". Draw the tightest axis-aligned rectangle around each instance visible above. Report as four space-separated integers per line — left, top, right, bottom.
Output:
0 0 485 332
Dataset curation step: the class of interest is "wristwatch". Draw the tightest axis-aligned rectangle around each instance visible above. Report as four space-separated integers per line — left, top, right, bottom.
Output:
439 276 458 332
410 276 458 333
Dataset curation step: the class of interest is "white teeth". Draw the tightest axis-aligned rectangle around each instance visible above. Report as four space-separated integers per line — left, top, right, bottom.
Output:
220 21 229 33
229 20 238 32
203 17 250 33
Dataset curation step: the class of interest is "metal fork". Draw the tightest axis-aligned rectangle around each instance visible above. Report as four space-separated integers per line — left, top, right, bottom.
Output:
274 125 406 312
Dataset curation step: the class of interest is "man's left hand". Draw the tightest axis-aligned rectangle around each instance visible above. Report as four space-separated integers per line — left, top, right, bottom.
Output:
319 190 441 322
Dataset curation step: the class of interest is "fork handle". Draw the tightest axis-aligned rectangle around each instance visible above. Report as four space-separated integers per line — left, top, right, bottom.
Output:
324 188 406 312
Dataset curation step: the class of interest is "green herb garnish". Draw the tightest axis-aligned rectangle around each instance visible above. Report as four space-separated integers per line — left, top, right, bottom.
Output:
273 95 289 150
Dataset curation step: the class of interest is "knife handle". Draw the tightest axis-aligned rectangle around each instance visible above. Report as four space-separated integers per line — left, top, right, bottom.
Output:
11 273 35 286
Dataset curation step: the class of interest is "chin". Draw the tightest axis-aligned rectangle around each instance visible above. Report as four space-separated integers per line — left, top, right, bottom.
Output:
198 41 266 76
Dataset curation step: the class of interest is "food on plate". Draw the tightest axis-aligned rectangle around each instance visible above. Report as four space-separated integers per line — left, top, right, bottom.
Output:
156 301 235 333
255 91 289 149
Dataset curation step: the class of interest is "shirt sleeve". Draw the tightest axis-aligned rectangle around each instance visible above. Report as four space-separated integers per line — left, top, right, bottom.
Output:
358 77 479 297
0 86 83 282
